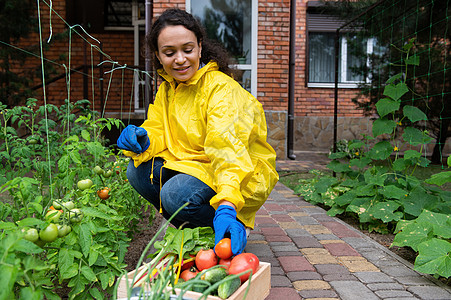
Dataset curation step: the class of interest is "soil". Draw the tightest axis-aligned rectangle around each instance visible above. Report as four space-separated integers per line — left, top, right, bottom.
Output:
124 208 164 272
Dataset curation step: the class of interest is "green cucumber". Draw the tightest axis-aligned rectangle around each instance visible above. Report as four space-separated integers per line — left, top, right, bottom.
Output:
201 267 227 284
217 275 241 299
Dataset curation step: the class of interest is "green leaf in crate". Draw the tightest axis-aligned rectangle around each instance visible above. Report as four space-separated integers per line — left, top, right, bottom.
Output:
375 98 400 118
402 127 433 146
403 105 427 122
367 141 392 160
425 171 451 186
369 201 402 223
372 118 397 137
414 238 451 278
392 222 432 251
383 82 409 100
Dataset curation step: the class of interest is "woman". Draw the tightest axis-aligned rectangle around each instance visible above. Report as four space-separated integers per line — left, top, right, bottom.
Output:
117 8 278 255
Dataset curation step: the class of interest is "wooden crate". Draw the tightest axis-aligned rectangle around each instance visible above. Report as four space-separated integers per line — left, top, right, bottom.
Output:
117 262 271 300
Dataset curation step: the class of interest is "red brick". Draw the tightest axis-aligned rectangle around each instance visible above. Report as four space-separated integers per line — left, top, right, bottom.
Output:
278 256 315 272
265 235 292 242
265 287 302 300
261 227 286 236
324 243 361 257
320 221 362 238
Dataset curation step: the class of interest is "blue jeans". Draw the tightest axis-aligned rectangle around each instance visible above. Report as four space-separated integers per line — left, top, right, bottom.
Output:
126 158 216 228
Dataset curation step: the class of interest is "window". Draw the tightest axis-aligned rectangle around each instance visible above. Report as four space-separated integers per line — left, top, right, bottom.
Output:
105 0 145 28
187 0 257 95
307 12 377 88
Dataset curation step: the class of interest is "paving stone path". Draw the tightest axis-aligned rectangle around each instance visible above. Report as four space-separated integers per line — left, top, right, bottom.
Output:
245 157 451 300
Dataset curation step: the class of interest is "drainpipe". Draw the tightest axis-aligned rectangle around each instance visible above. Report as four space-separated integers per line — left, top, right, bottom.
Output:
144 0 154 117
287 0 296 160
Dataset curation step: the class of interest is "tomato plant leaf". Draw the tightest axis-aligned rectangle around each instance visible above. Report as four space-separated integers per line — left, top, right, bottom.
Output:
89 287 104 300
99 271 109 290
81 129 91 141
81 265 97 282
14 239 43 254
0 264 18 300
17 217 44 227
414 238 451 278
19 286 42 300
83 207 110 219
79 223 93 258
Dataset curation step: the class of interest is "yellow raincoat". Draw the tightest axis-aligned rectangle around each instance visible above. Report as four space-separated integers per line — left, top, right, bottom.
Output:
123 61 278 228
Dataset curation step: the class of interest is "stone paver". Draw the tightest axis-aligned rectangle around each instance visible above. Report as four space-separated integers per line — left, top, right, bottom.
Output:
251 158 451 300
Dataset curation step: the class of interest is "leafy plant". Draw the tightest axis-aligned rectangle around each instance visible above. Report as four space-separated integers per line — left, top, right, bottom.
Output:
0 100 154 298
293 38 451 279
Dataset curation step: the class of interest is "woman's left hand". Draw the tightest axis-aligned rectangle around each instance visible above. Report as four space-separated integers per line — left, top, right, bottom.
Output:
213 205 247 255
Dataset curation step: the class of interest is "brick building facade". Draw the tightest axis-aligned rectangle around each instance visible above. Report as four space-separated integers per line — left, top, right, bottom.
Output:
14 1 388 159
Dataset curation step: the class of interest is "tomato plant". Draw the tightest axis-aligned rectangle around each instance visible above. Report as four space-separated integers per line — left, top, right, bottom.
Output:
57 224 71 237
67 208 83 223
195 248 218 271
228 253 260 282
180 267 199 281
39 223 59 242
93 165 104 175
45 210 62 222
214 238 233 259
62 200 75 210
77 179 93 190
97 187 111 200
24 228 39 242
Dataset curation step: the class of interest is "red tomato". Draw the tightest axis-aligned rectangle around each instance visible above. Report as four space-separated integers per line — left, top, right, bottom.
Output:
218 257 232 271
97 187 111 200
195 249 218 271
228 253 260 283
180 267 199 281
214 238 233 259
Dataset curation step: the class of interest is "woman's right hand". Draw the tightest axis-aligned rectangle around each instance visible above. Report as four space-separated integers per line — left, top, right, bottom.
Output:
117 125 150 153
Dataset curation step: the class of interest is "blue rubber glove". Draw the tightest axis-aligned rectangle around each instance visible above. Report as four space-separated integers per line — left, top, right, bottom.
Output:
117 125 150 154
213 205 247 255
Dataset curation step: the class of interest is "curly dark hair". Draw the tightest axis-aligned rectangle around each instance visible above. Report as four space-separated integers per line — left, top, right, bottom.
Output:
145 8 233 76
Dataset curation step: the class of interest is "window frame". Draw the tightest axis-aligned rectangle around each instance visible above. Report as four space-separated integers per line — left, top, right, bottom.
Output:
186 0 258 96
307 12 375 89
